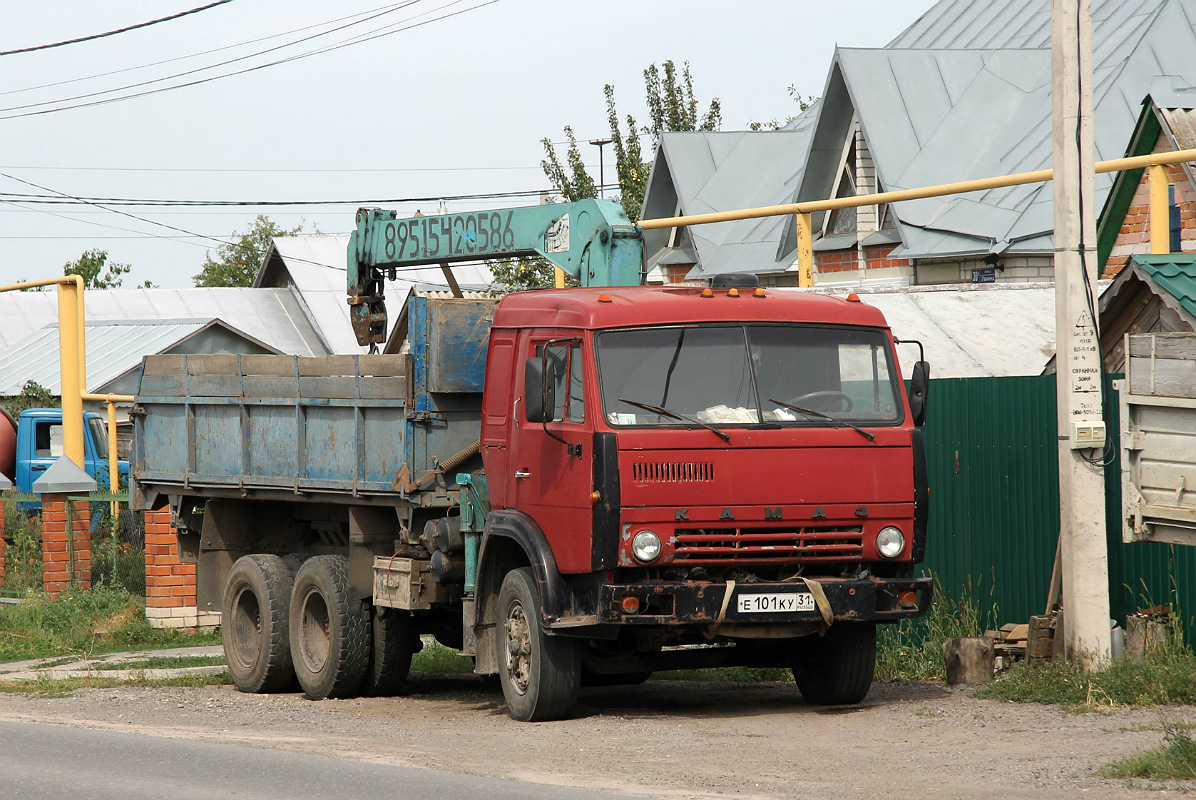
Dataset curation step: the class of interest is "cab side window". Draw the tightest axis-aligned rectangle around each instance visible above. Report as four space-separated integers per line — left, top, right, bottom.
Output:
533 343 585 424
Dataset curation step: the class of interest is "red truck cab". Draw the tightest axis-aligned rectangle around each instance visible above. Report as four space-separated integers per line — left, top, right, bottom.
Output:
475 285 931 715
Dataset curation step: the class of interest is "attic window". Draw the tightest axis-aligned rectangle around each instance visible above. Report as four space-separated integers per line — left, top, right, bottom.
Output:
824 139 857 236
878 201 895 231
667 199 690 249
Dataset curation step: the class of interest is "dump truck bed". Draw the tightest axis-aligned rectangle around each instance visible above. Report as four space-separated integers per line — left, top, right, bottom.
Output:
132 296 495 508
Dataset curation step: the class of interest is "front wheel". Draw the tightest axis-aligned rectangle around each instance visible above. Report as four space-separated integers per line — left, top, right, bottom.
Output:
289 555 370 700
496 567 579 722
790 623 876 705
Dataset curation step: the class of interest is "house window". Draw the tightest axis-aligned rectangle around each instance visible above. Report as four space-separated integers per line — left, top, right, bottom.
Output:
824 139 857 236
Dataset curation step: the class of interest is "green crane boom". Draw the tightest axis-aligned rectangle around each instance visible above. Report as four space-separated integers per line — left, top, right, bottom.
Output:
347 199 643 347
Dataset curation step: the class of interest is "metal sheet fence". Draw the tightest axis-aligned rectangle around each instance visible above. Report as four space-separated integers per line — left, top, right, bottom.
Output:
921 375 1196 638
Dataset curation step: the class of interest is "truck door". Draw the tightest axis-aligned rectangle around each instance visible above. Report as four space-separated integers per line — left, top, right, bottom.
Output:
510 337 593 574
23 418 64 491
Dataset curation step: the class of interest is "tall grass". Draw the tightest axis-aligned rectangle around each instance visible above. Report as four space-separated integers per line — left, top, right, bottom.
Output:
875 574 999 681
0 587 219 663
3 503 42 594
978 641 1196 710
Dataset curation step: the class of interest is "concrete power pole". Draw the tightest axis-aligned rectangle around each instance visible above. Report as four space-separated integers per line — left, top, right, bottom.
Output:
1051 0 1111 666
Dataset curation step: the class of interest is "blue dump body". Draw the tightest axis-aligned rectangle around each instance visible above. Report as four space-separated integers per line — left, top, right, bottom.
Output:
132 296 496 505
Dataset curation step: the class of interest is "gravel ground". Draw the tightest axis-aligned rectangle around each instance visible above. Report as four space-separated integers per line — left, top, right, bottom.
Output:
0 664 1193 798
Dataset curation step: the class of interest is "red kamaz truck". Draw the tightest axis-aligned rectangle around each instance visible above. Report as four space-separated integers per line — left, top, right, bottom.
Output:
132 200 931 721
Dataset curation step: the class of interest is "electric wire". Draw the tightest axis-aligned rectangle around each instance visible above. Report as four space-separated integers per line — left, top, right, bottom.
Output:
0 0 499 119
0 184 617 206
0 1 236 57
0 1 423 114
0 2 412 98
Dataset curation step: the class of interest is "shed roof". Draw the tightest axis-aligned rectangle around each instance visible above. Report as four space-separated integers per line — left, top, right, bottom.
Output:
0 288 327 356
1132 254 1196 320
786 283 1073 378
0 318 277 396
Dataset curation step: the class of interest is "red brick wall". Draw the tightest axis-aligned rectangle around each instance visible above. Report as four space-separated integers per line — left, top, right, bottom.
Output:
41 495 90 599
815 245 910 274
816 248 857 273
144 508 201 627
1104 141 1196 278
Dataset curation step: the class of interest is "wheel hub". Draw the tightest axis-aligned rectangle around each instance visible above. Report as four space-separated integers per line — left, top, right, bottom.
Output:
503 601 532 695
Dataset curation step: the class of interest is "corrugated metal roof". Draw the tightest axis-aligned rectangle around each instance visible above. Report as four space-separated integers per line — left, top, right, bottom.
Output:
1133 254 1196 319
776 282 1083 377
261 235 494 354
0 320 208 395
643 129 814 278
0 288 328 356
827 0 1196 260
889 0 1169 50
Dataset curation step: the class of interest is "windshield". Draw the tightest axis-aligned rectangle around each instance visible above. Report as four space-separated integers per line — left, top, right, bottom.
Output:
595 324 903 428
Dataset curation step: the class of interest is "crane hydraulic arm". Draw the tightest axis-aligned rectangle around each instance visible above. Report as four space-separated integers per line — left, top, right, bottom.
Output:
346 198 643 347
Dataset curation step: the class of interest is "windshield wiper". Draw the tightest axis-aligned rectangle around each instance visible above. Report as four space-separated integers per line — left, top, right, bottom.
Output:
617 397 731 443
768 398 876 442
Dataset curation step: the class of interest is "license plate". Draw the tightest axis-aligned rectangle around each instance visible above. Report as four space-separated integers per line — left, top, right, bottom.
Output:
737 592 815 613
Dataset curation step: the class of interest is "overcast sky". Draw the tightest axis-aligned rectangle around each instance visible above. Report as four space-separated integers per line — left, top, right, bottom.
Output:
0 0 938 289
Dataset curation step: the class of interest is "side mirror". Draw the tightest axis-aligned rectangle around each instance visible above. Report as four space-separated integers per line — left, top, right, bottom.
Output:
524 357 557 423
909 361 930 428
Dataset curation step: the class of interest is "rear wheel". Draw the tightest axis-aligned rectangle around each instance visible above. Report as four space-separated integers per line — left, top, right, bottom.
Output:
363 606 418 696
289 555 370 700
496 567 579 722
790 623 877 705
222 554 295 694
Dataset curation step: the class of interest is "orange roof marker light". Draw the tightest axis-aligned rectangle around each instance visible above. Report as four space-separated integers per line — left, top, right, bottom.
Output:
727 288 740 297
701 288 714 298
846 293 861 302
597 293 613 303
753 288 766 298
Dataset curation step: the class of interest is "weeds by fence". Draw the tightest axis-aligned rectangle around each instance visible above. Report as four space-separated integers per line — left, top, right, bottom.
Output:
875 574 999 681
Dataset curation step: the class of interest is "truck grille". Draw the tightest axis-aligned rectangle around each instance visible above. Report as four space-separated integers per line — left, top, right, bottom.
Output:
632 461 715 483
672 526 864 564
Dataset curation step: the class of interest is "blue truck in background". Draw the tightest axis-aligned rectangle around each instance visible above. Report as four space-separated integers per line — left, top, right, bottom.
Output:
0 407 128 503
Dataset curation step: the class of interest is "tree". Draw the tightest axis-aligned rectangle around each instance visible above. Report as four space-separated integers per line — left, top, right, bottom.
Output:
487 256 578 294
541 59 722 224
63 248 132 289
747 85 817 131
193 215 306 287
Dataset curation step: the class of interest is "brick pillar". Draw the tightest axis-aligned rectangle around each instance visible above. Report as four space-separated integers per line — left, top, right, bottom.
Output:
41 494 90 598
144 508 212 629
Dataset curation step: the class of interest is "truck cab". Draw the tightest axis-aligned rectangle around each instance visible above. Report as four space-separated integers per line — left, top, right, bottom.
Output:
9 409 127 498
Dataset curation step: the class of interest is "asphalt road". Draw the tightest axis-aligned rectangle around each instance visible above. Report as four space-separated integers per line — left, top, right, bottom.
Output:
0 720 642 800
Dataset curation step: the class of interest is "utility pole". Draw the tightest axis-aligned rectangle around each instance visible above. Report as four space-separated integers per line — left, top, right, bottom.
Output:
1051 0 1110 666
590 138 612 198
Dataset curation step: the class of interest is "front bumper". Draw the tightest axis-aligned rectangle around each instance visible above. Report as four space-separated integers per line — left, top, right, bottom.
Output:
596 576 933 626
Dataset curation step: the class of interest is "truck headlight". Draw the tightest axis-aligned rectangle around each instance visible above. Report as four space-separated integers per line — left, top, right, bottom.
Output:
876 527 905 559
631 530 662 563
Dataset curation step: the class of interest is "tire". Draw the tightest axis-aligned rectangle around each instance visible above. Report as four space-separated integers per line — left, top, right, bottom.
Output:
222 554 296 694
289 555 370 700
495 567 580 722
363 606 417 697
790 623 877 705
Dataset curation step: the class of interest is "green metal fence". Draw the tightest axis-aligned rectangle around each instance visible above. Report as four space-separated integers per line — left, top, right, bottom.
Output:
920 375 1196 638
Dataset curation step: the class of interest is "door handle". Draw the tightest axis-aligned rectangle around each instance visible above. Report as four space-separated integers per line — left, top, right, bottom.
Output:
514 470 531 479
31 465 47 471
